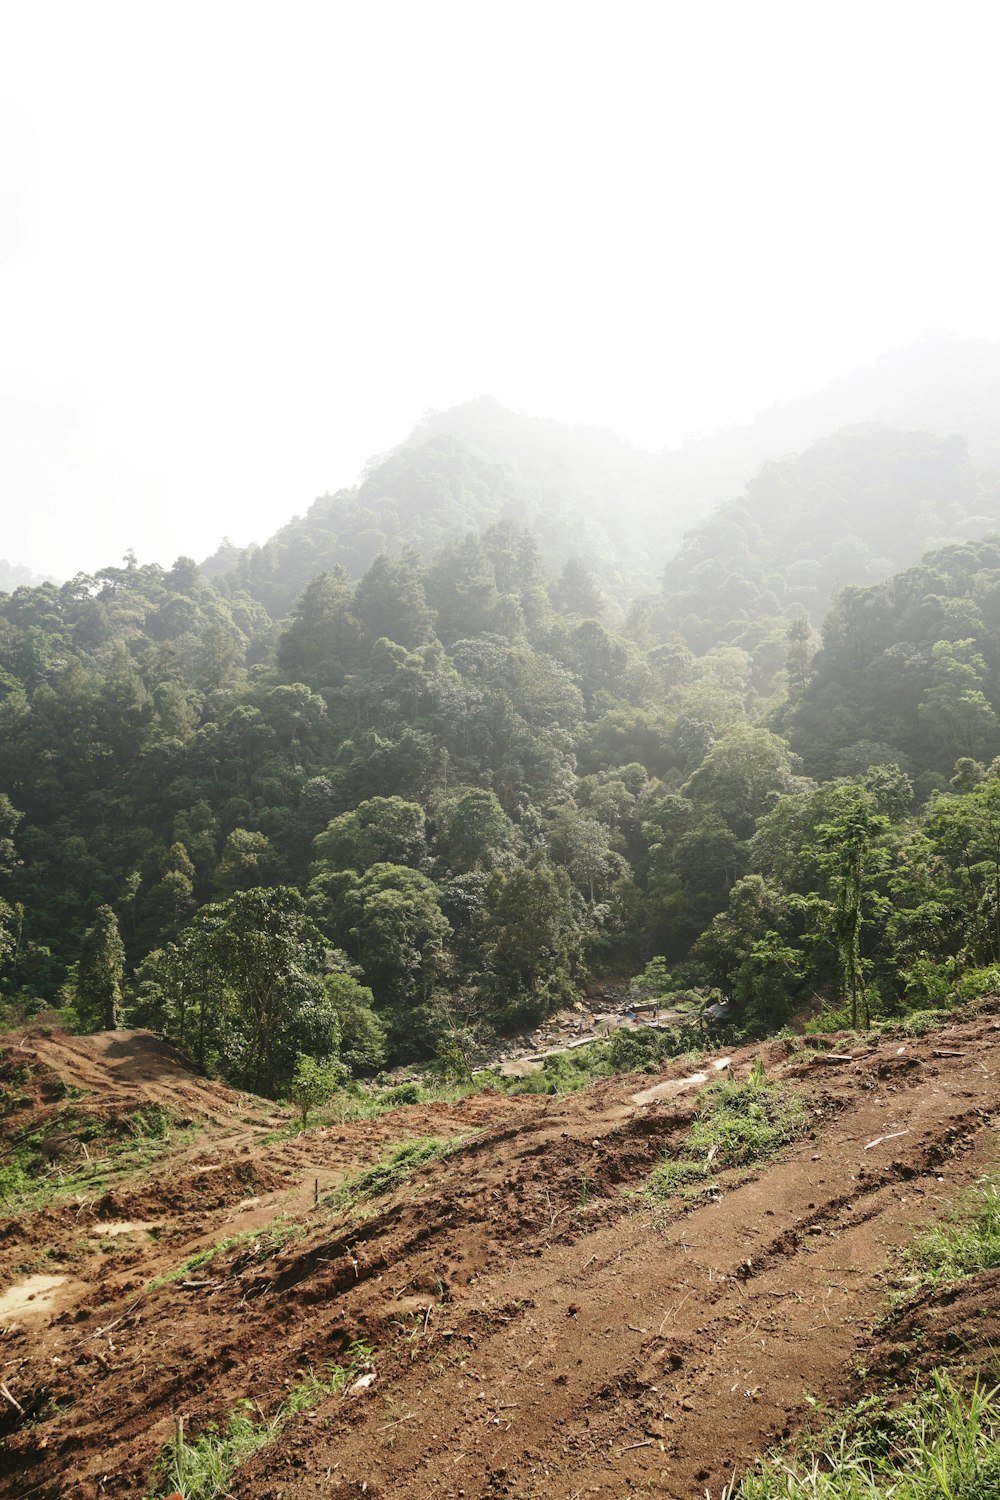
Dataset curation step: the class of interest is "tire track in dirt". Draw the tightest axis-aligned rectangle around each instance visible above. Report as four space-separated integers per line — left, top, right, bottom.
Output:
226 1024 1000 1500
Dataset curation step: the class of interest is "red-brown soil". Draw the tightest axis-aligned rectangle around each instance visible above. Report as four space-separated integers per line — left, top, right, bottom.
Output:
2 1007 1000 1499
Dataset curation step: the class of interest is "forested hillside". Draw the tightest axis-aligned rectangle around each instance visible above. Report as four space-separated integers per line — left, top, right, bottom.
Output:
782 535 1000 783
6 389 1000 1095
651 424 996 655
203 399 679 615
204 334 1000 620
666 329 1000 509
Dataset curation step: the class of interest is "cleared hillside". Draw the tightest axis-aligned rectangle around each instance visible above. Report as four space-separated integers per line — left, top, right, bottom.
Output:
3 1006 1000 1498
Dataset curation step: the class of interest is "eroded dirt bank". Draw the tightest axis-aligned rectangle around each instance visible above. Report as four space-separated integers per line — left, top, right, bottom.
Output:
2 1007 999 1499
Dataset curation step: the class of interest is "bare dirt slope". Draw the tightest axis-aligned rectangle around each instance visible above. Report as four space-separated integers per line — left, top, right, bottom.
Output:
13 1028 269 1126
2 1007 999 1500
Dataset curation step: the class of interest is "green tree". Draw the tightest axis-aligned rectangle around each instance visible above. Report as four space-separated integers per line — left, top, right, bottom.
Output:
212 828 275 898
76 905 126 1030
918 638 999 766
133 925 223 1071
0 897 19 982
785 613 814 699
475 861 579 1020
145 888 337 1095
565 815 620 904
433 788 517 872
340 864 451 1014
136 842 197 949
313 797 427 874
682 725 806 841
352 550 436 649
816 785 889 1028
642 795 742 957
0 793 23 879
275 568 364 695
289 1051 346 1127
324 969 388 1075
554 555 604 617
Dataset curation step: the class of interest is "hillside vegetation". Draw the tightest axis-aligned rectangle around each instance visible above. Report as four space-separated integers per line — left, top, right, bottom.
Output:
205 332 1000 617
2 530 1000 1089
5 345 1000 1097
653 424 995 654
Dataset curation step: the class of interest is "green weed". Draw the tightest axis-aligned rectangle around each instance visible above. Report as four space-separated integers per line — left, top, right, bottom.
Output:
261 1076 487 1138
723 1371 1000 1498
899 1008 953 1038
147 1217 297 1290
646 1063 804 1201
330 1136 464 1204
499 1031 705 1097
0 1160 29 1202
0 1105 200 1215
906 1179 1000 1287
144 1340 374 1500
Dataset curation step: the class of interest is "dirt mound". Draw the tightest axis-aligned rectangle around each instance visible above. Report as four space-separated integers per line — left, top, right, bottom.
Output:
2 1004 1000 1498
1 1027 279 1128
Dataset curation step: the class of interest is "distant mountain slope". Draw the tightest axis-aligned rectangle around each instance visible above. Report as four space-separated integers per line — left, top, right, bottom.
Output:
668 330 1000 510
207 400 682 617
780 533 1000 785
206 332 1000 620
0 558 55 593
652 424 997 653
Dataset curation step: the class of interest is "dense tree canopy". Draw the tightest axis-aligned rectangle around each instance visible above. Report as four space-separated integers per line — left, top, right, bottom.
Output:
4 407 1000 1094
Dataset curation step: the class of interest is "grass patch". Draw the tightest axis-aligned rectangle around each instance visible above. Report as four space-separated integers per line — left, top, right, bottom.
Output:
723 1370 1000 1498
144 1340 374 1499
646 1062 804 1201
260 1077 488 1140
905 1179 1000 1288
330 1135 465 1205
498 1028 705 1097
898 1008 954 1038
147 1216 298 1290
0 1104 200 1214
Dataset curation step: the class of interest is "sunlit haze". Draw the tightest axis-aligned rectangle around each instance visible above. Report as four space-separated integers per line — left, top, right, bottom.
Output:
2 0 998 578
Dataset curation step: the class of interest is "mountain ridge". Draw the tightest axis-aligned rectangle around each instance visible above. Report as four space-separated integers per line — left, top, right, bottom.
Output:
204 331 1000 619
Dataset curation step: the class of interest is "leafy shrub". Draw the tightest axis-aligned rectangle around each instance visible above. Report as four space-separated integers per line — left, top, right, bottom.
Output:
951 966 1000 1004
541 1044 613 1092
900 1008 951 1037
435 1035 473 1083
289 1053 346 1126
380 1082 423 1106
607 1027 664 1072
129 1104 171 1138
900 956 957 1010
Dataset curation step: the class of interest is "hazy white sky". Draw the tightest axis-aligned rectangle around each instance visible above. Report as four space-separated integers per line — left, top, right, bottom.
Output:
2 0 999 578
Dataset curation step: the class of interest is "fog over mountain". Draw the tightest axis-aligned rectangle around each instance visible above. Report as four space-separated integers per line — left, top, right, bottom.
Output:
666 329 1000 508
6 1 1000 581
200 331 1000 616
